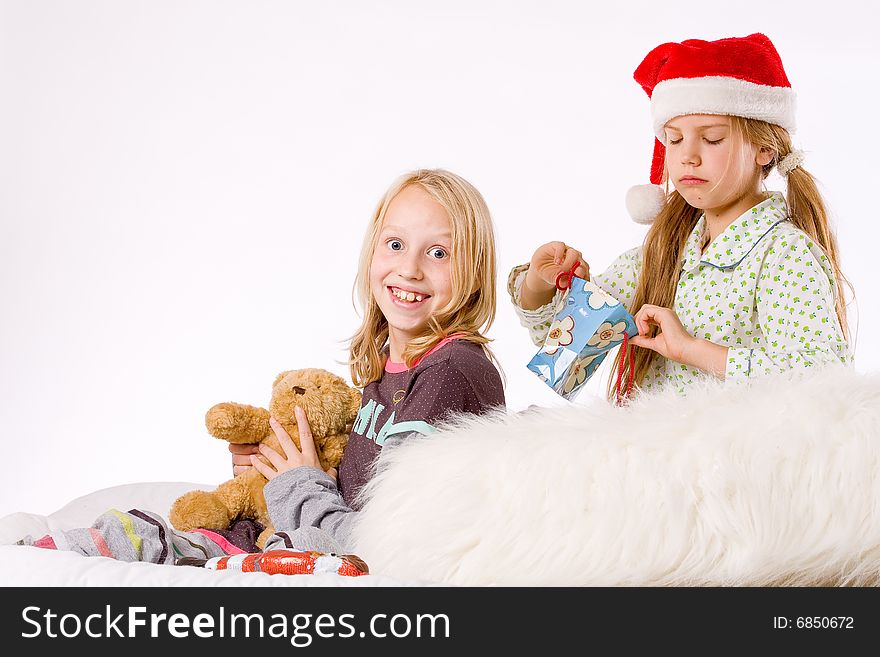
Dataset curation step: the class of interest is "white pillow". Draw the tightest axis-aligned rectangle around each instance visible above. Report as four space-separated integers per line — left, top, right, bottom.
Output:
0 481 212 545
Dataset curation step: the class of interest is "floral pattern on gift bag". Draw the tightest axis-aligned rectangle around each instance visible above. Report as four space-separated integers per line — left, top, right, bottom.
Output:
528 269 638 403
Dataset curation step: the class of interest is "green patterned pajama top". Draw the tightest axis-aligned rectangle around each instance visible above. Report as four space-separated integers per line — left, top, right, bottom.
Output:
508 192 853 396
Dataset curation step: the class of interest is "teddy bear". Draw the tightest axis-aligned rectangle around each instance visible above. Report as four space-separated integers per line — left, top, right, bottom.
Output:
169 368 362 548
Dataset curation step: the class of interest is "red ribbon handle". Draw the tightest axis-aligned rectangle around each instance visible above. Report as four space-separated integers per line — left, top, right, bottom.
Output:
614 333 635 407
555 261 582 290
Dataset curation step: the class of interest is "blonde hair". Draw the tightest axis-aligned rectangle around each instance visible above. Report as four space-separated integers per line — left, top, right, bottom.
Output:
348 169 498 387
606 116 852 400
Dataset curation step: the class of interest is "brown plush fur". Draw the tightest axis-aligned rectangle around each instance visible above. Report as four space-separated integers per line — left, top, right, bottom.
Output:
169 368 362 548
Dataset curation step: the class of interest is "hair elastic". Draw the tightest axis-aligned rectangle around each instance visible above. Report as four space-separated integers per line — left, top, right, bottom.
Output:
777 149 805 177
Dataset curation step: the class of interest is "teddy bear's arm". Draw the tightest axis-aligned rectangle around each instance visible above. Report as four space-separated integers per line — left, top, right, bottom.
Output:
205 403 271 443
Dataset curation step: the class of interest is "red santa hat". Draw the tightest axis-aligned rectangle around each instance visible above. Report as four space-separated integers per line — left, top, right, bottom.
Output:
627 33 796 224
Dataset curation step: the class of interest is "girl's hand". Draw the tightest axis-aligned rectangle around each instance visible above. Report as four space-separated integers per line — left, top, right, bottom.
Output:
230 443 259 476
249 407 338 482
521 241 590 310
629 304 699 365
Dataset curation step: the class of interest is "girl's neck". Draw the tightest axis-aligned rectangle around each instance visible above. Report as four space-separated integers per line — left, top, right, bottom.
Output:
387 328 411 363
388 344 405 363
703 190 768 247
386 330 465 368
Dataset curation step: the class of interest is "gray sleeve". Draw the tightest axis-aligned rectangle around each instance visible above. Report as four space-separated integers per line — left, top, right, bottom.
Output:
263 467 358 551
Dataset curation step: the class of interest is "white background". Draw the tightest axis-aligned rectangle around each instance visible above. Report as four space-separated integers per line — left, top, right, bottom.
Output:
2 0 878 519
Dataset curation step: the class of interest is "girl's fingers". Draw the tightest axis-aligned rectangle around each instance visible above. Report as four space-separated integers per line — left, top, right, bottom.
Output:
294 406 319 462
228 443 259 455
249 454 273 478
560 248 583 275
631 304 681 356
269 416 301 459
231 454 255 466
633 307 647 334
326 467 338 481
629 334 660 354
550 241 567 264
258 443 287 470
631 308 660 349
268 416 292 442
231 443 258 475
636 304 659 323
559 248 590 281
634 305 663 337
629 334 653 348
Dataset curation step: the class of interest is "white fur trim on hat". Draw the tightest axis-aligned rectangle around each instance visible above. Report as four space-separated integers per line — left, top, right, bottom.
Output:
651 76 797 142
626 184 667 225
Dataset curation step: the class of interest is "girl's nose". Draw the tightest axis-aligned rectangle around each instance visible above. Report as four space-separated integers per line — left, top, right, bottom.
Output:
680 143 701 166
398 253 423 280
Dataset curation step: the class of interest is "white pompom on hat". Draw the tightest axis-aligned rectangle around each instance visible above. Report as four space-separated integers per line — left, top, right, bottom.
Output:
628 33 797 224
626 183 667 226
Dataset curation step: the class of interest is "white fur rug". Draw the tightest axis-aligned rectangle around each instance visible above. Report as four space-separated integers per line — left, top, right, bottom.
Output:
351 367 880 586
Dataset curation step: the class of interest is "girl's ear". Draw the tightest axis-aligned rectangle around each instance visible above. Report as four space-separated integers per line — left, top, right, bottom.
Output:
756 147 774 167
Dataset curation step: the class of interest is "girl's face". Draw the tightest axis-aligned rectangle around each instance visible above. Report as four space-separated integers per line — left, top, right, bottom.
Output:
369 185 454 357
663 114 765 212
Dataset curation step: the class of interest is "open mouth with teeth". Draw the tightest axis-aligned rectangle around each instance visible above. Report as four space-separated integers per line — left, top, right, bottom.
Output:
389 286 430 304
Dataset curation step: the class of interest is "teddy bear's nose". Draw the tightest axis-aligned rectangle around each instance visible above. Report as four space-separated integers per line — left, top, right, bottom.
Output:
291 386 306 395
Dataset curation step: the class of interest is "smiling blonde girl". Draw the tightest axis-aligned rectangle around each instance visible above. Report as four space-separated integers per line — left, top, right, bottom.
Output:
247 168 505 553
20 170 504 562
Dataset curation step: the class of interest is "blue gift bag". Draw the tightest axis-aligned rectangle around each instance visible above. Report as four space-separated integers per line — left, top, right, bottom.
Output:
527 276 638 402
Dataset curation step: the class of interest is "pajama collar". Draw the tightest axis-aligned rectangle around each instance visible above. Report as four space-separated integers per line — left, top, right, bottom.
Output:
681 192 789 273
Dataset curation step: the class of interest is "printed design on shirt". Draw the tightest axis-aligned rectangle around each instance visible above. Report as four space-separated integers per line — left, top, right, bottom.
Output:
353 399 385 442
392 389 406 404
374 412 435 446
700 221 786 271
352 399 435 446
543 316 575 355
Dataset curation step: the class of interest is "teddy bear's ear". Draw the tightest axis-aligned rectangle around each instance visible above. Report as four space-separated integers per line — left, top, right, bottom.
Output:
348 387 363 420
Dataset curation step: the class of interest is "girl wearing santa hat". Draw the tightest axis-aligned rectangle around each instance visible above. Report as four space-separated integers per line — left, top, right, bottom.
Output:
508 33 853 398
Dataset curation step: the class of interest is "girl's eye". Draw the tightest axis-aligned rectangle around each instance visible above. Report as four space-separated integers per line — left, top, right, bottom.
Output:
429 247 448 259
704 138 724 145
667 137 682 145
387 239 404 251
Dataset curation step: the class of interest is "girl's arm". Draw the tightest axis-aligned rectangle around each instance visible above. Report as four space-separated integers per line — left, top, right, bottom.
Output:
725 233 852 379
520 241 590 309
258 346 504 551
251 409 358 551
631 235 851 379
508 245 642 347
631 304 729 378
262 467 358 551
507 242 588 346
507 263 567 346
